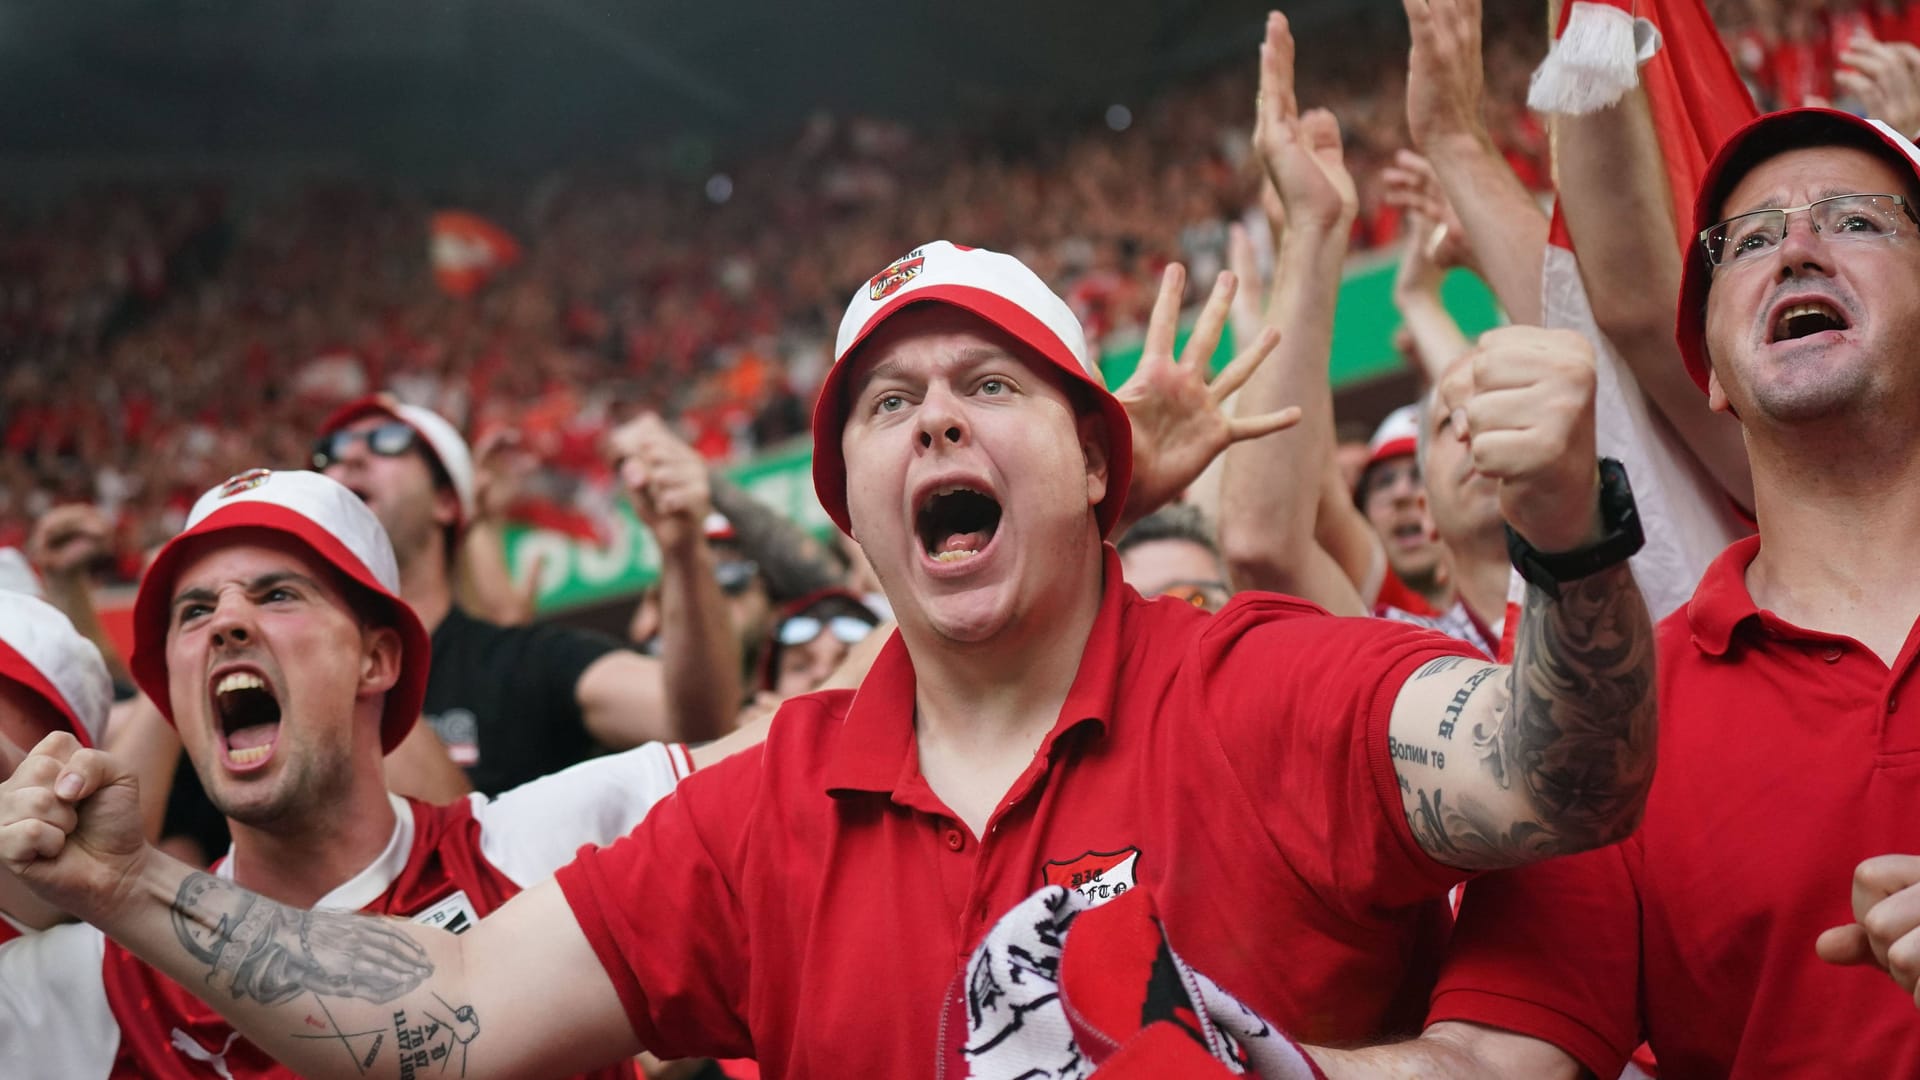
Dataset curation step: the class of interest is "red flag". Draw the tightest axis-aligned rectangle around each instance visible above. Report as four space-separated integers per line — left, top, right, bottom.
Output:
1508 0 1761 637
430 210 521 298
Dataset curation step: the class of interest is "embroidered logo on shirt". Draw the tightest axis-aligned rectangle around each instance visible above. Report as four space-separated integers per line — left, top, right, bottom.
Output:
410 890 480 935
1040 847 1140 905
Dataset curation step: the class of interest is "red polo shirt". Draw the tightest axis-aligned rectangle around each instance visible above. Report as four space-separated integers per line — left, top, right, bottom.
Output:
556 549 1479 1078
1428 535 1920 1078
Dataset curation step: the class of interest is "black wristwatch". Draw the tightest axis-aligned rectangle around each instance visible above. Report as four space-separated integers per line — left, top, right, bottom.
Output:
1504 458 1644 600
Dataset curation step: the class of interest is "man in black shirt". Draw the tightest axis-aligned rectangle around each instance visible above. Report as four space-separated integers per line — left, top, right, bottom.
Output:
314 396 737 795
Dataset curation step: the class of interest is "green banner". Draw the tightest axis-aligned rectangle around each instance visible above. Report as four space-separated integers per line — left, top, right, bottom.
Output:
507 260 1503 612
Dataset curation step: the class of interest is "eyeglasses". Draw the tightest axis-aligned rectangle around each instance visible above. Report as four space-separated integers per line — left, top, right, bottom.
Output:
311 422 420 471
1154 580 1231 611
777 613 876 647
1699 193 1918 269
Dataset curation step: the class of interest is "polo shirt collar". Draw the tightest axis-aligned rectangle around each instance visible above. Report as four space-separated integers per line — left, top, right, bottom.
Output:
1686 535 1765 657
824 545 1129 799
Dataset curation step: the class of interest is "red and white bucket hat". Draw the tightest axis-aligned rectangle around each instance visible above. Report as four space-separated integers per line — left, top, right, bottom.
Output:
1677 108 1920 393
130 468 431 753
0 591 111 747
1364 404 1422 470
318 393 478 528
810 241 1134 537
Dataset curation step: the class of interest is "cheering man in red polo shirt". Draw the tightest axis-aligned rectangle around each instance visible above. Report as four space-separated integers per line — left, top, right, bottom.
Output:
1290 107 1920 1078
0 229 1657 1077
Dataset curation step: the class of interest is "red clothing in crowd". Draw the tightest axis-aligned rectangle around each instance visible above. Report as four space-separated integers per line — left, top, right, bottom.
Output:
558 548 1481 1077
1428 535 1920 1077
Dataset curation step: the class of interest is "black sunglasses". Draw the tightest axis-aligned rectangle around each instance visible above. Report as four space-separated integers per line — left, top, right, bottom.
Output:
312 422 420 471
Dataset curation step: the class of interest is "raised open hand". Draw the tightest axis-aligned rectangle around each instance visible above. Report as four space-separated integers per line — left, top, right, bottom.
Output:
1115 264 1301 524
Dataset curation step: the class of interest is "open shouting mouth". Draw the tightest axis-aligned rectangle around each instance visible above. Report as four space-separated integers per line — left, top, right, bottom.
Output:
914 482 1003 572
210 666 283 772
1768 297 1850 345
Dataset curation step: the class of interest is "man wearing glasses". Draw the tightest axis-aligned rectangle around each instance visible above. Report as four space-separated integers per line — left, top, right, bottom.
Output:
1114 504 1234 612
1291 108 1920 1078
312 398 739 796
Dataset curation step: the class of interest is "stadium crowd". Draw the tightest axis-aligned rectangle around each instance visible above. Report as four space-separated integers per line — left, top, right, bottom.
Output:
7 0 1920 1077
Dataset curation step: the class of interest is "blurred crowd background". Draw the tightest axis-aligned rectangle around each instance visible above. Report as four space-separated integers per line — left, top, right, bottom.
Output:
0 0 1898 593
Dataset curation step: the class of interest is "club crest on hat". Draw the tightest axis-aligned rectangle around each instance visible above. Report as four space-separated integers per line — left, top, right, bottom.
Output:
217 468 273 499
867 249 925 300
1041 846 1140 906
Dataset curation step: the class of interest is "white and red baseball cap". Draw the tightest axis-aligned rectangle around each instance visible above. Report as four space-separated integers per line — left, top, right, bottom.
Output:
1364 404 1422 470
130 468 431 753
0 592 110 747
811 241 1134 537
318 394 477 528
1678 107 1920 394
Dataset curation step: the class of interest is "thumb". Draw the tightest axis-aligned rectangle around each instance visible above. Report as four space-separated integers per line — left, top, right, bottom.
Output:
1816 923 1879 967
55 748 130 805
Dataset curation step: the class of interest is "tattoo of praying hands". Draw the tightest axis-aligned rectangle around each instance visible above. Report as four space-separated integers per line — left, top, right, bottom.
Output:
172 872 435 1006
1411 563 1655 870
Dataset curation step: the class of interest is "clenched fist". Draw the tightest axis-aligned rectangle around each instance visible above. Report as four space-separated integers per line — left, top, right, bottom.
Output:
607 413 713 553
1818 854 1920 1009
0 732 148 926
1437 326 1601 554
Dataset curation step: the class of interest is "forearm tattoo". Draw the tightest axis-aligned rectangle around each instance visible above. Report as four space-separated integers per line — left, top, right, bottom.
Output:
1403 563 1656 870
171 873 480 1075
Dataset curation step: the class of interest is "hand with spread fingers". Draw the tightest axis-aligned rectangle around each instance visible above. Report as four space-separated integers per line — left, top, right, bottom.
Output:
1839 38 1920 141
1403 0 1490 152
608 413 714 553
1439 326 1603 554
1818 854 1920 1008
1114 264 1300 525
0 732 148 926
1253 11 1357 233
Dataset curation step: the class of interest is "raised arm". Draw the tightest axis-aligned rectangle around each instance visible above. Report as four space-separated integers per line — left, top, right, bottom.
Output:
1385 328 1656 870
1402 0 1549 326
0 734 640 1079
1555 84 1754 506
454 431 544 627
591 414 743 745
706 474 847 600
1382 151 1476 383
1216 12 1371 614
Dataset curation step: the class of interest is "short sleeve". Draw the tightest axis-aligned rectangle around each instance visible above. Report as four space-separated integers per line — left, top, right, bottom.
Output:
1197 594 1485 913
1427 842 1642 1079
0 924 117 1078
522 623 623 716
554 744 762 1061
477 741 694 887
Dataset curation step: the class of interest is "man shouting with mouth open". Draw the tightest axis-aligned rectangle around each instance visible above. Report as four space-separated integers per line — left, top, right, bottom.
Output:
0 236 1657 1078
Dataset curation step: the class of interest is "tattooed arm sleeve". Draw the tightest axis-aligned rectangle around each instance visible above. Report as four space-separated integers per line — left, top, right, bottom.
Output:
706 474 847 599
100 854 640 1078
1385 563 1657 871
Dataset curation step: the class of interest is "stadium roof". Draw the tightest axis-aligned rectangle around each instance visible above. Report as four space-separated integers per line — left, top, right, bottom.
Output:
0 0 1402 176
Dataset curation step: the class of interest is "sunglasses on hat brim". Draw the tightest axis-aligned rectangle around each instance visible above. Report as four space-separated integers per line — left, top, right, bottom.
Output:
777 613 876 648
312 422 420 472
715 559 761 595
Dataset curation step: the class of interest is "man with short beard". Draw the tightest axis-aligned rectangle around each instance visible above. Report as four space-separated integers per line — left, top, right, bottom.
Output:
0 469 751 1079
